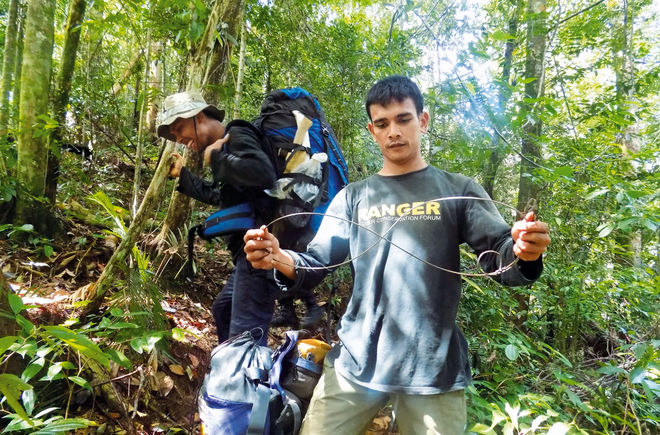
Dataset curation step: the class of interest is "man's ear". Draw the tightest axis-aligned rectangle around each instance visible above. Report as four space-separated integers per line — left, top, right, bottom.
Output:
367 122 375 137
420 111 430 133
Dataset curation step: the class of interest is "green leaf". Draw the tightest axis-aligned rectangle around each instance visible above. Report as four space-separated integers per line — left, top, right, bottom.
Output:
68 376 92 392
0 336 19 355
109 308 124 317
171 328 189 342
0 373 33 423
596 223 614 238
643 219 658 231
596 364 626 375
21 357 46 382
15 314 35 334
43 244 54 257
585 188 609 200
31 418 94 434
491 30 515 41
464 82 475 96
8 292 25 314
469 423 496 434
629 367 646 384
105 348 132 370
10 340 37 358
42 363 65 381
22 388 36 415
43 326 109 368
553 166 574 178
547 422 570 435
505 344 519 361
130 332 164 354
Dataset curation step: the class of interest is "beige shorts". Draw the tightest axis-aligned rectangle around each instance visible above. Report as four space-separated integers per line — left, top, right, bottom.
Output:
300 359 467 435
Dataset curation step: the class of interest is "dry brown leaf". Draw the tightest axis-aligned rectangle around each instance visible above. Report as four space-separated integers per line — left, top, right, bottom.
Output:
169 364 185 375
189 354 199 368
156 372 174 397
366 415 392 434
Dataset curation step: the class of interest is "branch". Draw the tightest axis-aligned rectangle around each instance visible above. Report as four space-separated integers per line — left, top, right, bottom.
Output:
558 0 606 25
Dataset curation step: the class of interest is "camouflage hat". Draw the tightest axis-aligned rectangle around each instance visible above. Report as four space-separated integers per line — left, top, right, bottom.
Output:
156 90 225 142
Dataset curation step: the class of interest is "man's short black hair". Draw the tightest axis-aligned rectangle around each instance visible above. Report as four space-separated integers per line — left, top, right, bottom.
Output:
365 75 424 120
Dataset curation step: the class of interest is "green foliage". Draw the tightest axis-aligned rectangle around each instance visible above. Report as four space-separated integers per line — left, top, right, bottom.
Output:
0 289 181 430
0 224 54 259
0 293 102 430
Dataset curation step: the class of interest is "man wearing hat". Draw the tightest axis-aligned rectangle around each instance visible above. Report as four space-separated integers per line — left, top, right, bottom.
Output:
156 90 322 343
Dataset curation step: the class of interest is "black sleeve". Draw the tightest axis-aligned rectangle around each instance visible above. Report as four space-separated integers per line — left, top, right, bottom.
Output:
209 122 277 189
176 166 223 206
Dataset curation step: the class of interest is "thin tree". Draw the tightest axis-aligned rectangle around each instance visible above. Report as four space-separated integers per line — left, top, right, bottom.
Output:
12 3 25 133
483 0 522 198
517 0 546 211
233 22 247 120
0 0 19 137
512 0 547 327
613 0 642 267
46 0 87 204
13 0 57 235
0 0 19 178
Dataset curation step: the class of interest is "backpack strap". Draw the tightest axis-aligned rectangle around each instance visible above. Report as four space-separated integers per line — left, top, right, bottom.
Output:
244 367 273 435
186 224 203 277
226 119 263 139
270 330 300 397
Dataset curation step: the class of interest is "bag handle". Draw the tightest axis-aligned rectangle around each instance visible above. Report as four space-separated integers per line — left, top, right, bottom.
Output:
270 330 300 397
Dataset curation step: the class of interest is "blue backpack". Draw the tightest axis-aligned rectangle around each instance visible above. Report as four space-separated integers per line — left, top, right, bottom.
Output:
199 329 323 435
253 87 349 234
187 88 349 273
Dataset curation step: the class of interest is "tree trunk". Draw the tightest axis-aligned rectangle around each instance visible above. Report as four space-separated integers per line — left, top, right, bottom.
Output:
0 0 19 142
483 0 520 198
0 272 16 338
132 31 151 217
112 50 143 96
613 0 642 267
156 0 246 261
146 44 162 142
513 0 547 328
45 0 87 204
233 22 247 120
12 4 25 133
517 0 546 212
13 0 57 235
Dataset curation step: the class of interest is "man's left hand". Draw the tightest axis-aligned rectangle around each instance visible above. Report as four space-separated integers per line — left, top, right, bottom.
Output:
204 134 230 166
511 211 551 261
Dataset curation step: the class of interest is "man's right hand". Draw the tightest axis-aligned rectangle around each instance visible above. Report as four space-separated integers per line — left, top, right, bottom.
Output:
244 226 296 280
169 152 184 178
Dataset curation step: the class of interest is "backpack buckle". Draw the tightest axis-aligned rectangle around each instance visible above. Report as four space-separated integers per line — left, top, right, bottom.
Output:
277 147 289 159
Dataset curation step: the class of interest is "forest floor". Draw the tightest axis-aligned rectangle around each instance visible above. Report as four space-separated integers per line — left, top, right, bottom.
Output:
1 201 395 434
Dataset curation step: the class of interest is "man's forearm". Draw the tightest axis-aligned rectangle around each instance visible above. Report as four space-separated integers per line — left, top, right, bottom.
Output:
273 249 296 280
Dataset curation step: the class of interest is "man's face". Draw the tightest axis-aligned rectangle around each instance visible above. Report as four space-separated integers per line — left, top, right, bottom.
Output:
367 97 429 171
168 113 224 152
168 117 201 151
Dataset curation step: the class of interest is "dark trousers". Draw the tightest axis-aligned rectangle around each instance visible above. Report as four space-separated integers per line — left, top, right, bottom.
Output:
212 253 279 345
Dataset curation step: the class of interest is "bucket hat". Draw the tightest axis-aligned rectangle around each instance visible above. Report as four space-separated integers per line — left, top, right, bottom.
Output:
156 90 225 142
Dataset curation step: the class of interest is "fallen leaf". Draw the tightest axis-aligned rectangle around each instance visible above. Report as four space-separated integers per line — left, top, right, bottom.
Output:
155 372 174 397
367 415 391 433
189 354 199 368
169 364 185 375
